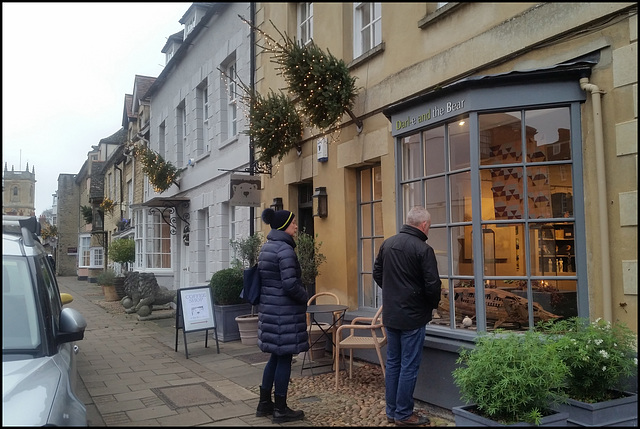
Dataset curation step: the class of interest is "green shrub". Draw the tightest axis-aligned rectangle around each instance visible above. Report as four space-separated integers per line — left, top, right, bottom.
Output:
108 239 135 265
538 317 637 403
96 268 117 286
209 268 244 305
453 329 569 425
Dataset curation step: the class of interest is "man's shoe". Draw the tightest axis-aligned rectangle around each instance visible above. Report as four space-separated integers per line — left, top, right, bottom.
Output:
387 416 395 423
395 413 430 426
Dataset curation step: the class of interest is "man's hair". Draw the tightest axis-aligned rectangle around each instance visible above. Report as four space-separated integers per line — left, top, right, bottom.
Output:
406 206 431 227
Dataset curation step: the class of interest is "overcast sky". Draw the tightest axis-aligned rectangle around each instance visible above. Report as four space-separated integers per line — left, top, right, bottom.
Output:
2 2 191 216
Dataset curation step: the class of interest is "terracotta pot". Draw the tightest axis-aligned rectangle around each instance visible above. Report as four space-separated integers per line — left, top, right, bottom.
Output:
235 314 259 346
102 285 120 302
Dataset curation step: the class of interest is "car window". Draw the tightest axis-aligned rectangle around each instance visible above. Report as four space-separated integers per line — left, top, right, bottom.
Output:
2 257 41 351
38 255 62 333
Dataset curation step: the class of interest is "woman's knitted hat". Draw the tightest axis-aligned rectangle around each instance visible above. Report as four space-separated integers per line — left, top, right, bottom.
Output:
262 208 295 230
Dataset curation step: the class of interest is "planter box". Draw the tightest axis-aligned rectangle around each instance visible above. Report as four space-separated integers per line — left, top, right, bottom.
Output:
102 285 120 302
214 303 252 342
553 391 637 426
452 404 569 426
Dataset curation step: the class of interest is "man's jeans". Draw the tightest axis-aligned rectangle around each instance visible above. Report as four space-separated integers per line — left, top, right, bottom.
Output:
385 325 426 421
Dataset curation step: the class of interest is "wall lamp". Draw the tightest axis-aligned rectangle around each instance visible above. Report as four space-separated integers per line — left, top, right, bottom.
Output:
312 187 328 218
270 197 283 212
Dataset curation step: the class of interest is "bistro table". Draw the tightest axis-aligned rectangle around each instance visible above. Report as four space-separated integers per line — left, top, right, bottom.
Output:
302 304 348 375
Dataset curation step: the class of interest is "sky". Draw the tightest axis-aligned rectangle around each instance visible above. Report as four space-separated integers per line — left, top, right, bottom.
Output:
2 2 192 216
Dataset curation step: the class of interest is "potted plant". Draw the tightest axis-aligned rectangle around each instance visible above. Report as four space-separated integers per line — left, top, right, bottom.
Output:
209 267 251 342
230 233 265 345
108 238 135 299
96 268 119 302
452 329 570 426
539 317 637 426
295 230 327 297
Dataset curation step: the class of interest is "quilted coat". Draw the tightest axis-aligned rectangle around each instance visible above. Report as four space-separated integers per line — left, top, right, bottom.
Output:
257 229 309 355
373 224 442 331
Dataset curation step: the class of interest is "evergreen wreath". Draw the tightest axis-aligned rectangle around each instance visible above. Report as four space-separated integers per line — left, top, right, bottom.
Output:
239 82 303 166
239 15 360 131
129 143 185 193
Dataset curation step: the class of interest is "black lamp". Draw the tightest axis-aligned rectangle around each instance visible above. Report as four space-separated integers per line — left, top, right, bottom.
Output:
270 197 283 211
312 187 328 218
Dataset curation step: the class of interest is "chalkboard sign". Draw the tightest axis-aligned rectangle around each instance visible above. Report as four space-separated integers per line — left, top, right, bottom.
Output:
175 286 219 358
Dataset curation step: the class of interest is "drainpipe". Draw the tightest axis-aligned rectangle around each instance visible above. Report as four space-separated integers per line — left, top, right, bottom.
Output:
249 2 256 237
580 77 611 321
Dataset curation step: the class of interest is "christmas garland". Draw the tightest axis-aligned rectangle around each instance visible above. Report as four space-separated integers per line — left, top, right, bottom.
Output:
238 15 360 164
100 197 116 214
239 82 303 166
130 143 185 193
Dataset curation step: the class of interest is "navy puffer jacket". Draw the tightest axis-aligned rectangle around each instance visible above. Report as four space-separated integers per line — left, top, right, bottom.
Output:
257 229 309 355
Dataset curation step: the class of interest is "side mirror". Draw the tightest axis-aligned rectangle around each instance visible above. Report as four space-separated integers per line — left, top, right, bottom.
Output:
57 307 87 343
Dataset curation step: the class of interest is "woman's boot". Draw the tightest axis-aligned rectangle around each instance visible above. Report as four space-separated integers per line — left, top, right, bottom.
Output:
272 394 304 423
255 386 274 417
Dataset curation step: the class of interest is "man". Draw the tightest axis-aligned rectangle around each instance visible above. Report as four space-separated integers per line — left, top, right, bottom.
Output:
373 206 442 426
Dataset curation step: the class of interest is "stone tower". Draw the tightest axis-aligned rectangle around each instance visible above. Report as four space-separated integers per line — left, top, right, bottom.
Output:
3 162 36 216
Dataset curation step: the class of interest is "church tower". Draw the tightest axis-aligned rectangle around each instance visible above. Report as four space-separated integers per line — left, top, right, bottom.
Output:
3 162 36 216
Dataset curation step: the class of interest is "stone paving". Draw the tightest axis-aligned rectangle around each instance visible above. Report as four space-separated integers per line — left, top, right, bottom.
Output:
58 276 455 426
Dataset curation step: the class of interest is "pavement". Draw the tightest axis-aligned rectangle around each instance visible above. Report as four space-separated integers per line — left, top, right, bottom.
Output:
59 276 455 427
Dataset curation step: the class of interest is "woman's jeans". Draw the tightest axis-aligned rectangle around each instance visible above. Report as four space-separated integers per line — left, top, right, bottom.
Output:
261 353 293 397
384 325 426 421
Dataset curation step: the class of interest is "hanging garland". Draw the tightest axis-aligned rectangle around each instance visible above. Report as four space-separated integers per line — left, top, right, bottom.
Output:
238 81 303 166
100 197 116 214
239 15 360 132
129 143 185 193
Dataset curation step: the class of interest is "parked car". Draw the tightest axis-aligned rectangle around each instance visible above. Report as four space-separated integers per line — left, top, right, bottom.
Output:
2 216 87 426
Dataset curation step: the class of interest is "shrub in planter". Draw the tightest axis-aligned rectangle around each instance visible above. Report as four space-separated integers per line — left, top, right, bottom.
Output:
539 317 637 403
209 268 244 306
96 268 117 286
452 329 569 425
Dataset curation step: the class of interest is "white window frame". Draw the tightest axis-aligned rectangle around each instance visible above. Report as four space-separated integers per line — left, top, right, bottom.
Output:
353 2 382 58
134 208 172 271
79 235 91 268
297 2 313 46
226 61 238 138
90 247 103 268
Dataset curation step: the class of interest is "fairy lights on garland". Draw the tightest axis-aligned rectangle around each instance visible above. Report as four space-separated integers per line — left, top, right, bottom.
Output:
235 15 361 167
240 15 359 131
237 80 303 167
129 143 185 193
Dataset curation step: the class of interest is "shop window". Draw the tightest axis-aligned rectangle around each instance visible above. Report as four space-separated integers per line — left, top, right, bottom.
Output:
398 106 579 332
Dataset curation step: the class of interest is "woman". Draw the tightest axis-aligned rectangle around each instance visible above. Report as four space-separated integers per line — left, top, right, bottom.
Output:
255 208 309 423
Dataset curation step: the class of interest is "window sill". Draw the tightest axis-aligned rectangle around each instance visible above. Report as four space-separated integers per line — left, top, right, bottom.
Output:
348 42 385 69
418 3 463 29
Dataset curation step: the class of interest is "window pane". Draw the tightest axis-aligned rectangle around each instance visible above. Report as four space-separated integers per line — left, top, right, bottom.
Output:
483 224 525 277
449 171 471 223
451 225 473 276
402 135 421 180
481 167 524 220
402 181 420 214
529 222 576 276
449 118 470 170
425 176 445 224
527 164 572 219
360 167 372 201
423 126 445 175
428 226 448 276
480 111 522 165
525 107 571 162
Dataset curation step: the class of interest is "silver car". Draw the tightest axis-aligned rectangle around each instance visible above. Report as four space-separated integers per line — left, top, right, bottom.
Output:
2 216 87 426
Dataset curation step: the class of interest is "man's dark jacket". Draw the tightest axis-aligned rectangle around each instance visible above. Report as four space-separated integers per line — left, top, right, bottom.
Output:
373 224 442 330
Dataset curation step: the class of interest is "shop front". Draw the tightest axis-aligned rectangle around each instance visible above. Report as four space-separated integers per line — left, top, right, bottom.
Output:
384 63 591 408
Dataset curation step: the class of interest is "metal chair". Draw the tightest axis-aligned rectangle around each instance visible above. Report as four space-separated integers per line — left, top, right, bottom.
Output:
334 305 386 389
306 292 342 360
